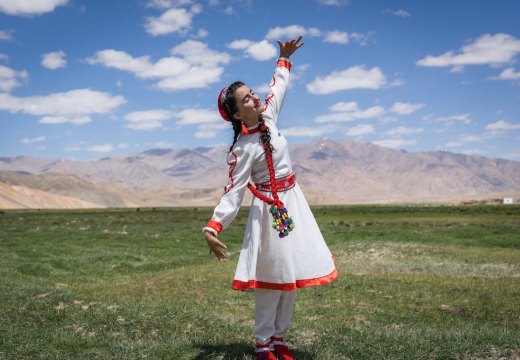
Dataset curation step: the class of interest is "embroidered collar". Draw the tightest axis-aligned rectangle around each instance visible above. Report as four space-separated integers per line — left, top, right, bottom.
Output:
241 123 261 135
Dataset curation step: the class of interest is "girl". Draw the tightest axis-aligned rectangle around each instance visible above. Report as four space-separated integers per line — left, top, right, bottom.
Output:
203 36 337 360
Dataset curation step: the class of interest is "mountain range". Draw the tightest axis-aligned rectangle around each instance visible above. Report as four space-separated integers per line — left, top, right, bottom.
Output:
1 139 519 209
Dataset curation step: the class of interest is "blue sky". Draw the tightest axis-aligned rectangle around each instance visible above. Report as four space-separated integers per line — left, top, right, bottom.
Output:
1 0 520 161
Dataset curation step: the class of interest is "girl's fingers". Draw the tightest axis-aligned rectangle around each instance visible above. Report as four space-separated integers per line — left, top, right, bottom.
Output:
209 243 228 260
215 239 227 249
214 248 227 260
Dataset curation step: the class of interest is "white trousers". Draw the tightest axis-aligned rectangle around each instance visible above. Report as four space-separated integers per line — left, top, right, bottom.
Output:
254 288 296 344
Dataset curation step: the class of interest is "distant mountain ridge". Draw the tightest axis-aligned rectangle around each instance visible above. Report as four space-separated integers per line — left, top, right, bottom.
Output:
1 139 519 208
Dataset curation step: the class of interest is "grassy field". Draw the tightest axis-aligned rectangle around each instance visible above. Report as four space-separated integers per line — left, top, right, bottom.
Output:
0 205 519 359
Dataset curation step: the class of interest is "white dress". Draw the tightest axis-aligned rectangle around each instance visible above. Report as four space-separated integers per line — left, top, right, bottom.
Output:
205 61 337 291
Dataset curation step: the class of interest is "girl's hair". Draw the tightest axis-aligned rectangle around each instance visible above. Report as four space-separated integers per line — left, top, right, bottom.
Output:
224 82 274 155
222 81 245 152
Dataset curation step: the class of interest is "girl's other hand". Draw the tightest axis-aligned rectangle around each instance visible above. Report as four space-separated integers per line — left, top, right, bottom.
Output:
204 231 228 260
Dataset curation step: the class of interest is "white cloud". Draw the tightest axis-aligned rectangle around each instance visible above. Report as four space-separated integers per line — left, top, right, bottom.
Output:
86 50 153 75
385 9 410 17
224 6 233 15
144 5 201 36
389 102 425 115
194 122 228 138
0 89 126 125
0 65 28 92
254 82 271 96
385 126 424 137
145 0 193 9
346 124 374 137
315 102 385 123
156 66 224 91
0 0 68 16
349 32 374 46
228 39 254 50
245 40 277 61
170 40 231 66
39 115 91 125
424 113 471 125
193 120 228 138
194 129 217 138
264 25 370 47
496 67 520 81
65 141 88 152
307 65 387 94
373 138 417 149
280 124 339 137
0 30 14 41
86 41 230 91
265 25 307 41
173 108 220 125
316 0 350 6
41 51 66 70
21 135 46 144
329 101 358 112
445 135 482 148
228 39 277 61
193 28 208 39
124 109 175 130
324 31 348 44
291 63 310 83
417 33 520 71
88 144 114 153
308 27 322 37
151 140 175 148
486 120 520 131
165 107 226 138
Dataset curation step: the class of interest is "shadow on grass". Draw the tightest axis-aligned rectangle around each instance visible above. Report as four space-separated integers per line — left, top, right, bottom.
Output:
194 342 314 359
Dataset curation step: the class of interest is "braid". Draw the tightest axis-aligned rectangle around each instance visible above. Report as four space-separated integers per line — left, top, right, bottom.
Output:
258 116 274 153
222 81 246 153
229 119 242 152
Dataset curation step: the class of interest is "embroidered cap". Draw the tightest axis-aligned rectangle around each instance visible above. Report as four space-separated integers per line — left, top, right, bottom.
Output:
217 86 229 121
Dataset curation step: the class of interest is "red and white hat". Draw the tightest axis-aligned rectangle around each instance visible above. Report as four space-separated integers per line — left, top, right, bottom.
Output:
217 86 229 121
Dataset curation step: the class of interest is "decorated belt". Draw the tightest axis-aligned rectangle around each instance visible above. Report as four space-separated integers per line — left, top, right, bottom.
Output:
255 172 296 192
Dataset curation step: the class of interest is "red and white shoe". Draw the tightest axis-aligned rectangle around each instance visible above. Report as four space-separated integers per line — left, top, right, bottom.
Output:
272 337 296 360
256 341 277 360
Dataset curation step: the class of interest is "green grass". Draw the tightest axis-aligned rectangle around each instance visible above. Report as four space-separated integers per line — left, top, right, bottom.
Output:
0 205 519 359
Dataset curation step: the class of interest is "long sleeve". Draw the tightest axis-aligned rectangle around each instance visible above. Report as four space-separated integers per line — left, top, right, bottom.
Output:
204 142 257 236
263 59 292 124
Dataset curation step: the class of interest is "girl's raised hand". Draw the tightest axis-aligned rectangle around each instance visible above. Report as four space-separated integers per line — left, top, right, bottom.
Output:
277 36 304 58
204 231 228 260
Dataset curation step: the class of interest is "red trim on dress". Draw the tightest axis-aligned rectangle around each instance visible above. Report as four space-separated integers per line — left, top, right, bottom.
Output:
269 75 277 88
224 150 238 193
241 123 260 135
231 259 338 291
205 220 223 234
263 94 274 113
277 59 292 71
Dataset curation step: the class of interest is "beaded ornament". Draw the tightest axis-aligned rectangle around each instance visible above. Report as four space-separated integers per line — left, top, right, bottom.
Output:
247 123 295 238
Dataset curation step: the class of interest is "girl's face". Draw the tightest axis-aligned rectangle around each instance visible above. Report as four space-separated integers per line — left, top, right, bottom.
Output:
233 85 262 124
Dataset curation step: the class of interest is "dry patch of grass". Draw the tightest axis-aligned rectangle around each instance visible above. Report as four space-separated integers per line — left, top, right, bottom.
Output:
334 241 520 278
